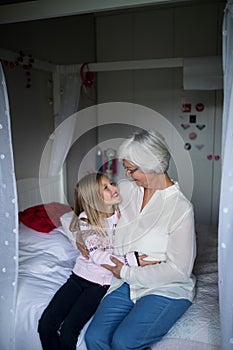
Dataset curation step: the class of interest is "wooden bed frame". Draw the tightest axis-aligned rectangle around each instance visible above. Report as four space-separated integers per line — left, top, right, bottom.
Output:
17 175 67 211
16 177 221 350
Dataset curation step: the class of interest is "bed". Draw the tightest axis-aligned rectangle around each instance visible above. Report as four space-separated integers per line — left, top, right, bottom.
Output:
15 178 221 350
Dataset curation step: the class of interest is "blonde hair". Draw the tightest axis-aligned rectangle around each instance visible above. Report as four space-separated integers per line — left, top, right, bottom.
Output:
69 172 119 239
118 129 171 174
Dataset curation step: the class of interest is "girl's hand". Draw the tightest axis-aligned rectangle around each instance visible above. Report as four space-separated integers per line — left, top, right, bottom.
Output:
102 256 123 279
138 254 161 267
76 241 89 259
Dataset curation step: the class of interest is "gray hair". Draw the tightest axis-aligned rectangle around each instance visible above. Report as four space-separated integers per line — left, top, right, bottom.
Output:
118 129 171 174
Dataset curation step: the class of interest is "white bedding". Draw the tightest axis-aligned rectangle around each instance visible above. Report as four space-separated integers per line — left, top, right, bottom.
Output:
15 223 221 350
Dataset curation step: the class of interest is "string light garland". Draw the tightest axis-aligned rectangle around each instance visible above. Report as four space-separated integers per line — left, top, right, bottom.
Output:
1 50 34 88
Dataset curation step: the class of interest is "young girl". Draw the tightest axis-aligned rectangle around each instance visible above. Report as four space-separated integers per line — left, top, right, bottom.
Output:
37 172 140 350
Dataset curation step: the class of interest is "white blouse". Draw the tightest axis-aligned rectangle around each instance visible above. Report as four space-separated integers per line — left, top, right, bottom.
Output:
108 179 197 303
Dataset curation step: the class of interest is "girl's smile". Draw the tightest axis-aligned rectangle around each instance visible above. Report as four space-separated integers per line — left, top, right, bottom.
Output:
100 176 121 208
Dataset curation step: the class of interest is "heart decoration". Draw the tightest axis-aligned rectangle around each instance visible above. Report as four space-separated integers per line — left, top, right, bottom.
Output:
189 132 197 140
196 124 206 130
181 124 190 129
195 144 204 150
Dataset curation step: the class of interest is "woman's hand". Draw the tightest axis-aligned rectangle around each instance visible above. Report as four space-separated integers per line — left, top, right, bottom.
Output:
76 241 89 259
102 256 123 279
138 254 161 267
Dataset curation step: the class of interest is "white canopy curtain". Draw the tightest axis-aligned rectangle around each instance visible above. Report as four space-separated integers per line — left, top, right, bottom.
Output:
218 2 233 350
48 65 81 177
0 63 18 350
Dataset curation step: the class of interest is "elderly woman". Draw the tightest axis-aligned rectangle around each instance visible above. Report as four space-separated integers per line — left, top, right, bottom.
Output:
85 129 196 350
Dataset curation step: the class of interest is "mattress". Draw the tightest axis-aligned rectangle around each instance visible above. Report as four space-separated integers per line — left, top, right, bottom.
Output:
15 222 220 350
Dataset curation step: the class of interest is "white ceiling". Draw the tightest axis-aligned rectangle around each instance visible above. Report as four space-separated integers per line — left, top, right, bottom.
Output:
0 0 195 24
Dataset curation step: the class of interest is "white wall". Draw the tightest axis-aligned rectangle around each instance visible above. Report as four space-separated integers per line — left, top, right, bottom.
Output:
0 13 97 186
0 14 96 64
3 66 54 179
95 0 225 225
0 0 225 217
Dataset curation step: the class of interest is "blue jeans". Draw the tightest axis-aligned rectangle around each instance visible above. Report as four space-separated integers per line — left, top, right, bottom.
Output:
85 283 191 350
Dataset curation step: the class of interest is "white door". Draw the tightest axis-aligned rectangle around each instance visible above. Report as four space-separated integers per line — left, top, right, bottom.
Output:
97 68 222 225
173 89 222 225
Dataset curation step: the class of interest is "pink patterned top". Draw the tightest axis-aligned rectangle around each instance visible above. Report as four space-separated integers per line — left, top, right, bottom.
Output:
73 211 138 286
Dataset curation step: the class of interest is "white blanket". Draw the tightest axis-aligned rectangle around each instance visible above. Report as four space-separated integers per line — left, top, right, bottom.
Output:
15 223 220 350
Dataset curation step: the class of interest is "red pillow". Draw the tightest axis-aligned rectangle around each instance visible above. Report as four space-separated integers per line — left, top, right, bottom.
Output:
19 202 72 233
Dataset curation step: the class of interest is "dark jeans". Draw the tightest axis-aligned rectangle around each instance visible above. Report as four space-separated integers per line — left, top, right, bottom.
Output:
38 272 109 350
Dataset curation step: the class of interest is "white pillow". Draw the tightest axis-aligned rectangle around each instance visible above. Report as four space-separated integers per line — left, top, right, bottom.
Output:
19 222 78 283
60 211 77 248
